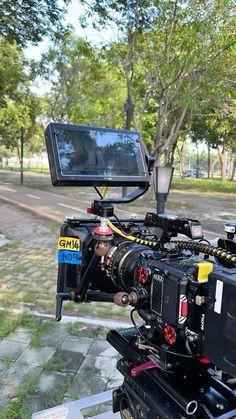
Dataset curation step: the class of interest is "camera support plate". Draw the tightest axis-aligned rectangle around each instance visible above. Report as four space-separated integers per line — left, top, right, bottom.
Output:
32 390 121 419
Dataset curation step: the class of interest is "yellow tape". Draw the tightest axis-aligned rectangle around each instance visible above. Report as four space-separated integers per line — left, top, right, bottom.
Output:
57 237 80 251
101 186 108 198
194 262 213 282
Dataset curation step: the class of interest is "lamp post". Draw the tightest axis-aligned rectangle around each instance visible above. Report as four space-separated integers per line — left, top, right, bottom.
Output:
20 127 24 186
154 166 174 214
122 97 134 197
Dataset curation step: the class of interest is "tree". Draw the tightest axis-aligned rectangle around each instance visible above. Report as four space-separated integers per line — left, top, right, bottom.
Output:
0 93 43 160
191 99 236 182
40 34 127 128
0 38 27 106
79 0 236 165
0 0 71 48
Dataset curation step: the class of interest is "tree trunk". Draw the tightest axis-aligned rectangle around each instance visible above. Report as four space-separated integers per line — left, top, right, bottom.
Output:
196 143 200 178
217 145 226 181
229 157 236 181
16 144 21 165
177 142 185 177
207 145 211 179
210 158 218 178
153 105 188 166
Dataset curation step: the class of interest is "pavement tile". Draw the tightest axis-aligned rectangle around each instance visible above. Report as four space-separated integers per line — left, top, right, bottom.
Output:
88 340 118 357
40 324 70 347
61 336 94 354
79 354 122 381
50 349 85 373
6 327 32 344
38 371 74 394
66 373 107 399
16 346 55 367
0 340 28 361
94 356 122 381
96 328 111 340
24 394 46 415
0 363 42 387
0 385 17 407
72 325 103 339
0 360 12 379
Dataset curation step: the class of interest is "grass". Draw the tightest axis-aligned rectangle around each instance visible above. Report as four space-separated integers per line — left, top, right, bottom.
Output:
43 377 73 410
42 358 69 373
0 368 73 418
0 310 18 339
1 166 50 175
0 371 40 419
67 320 84 336
67 321 104 339
0 310 57 349
63 300 130 320
0 311 73 418
171 177 236 194
82 367 100 381
18 312 55 348
1 169 236 198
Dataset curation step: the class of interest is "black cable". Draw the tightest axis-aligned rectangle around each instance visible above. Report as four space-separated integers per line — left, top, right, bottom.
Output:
130 308 148 342
94 186 103 198
130 309 192 360
113 213 126 234
198 238 211 245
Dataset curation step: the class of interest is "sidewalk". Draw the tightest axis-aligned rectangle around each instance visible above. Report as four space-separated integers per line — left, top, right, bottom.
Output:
0 315 124 417
0 202 128 418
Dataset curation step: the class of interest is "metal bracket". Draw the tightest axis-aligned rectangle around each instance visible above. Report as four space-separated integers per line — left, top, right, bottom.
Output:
32 390 121 419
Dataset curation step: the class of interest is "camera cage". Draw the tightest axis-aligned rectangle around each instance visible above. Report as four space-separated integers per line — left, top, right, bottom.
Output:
45 122 236 419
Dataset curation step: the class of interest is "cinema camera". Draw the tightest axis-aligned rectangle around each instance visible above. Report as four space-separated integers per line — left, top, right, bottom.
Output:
45 123 236 419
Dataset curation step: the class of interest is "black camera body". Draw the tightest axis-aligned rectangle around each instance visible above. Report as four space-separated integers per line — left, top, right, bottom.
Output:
46 123 236 418
56 213 236 418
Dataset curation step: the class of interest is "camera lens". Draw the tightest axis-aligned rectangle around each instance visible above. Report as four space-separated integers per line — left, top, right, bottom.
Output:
106 241 151 291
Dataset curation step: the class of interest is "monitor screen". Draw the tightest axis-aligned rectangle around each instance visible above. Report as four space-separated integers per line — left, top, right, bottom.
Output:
45 123 149 187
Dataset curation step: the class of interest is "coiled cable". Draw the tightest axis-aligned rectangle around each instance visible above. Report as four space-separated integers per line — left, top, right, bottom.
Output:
173 241 236 267
107 220 160 248
107 219 236 267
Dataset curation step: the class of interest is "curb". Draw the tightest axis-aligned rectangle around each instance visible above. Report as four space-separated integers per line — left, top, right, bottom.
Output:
0 195 62 223
0 194 220 238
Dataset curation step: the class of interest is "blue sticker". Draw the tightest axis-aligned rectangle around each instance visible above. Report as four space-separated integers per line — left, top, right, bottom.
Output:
58 250 83 265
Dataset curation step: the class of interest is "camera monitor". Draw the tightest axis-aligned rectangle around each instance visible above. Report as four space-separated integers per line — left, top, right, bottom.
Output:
45 123 149 187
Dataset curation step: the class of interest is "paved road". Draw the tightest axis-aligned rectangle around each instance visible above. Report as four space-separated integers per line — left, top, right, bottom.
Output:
0 177 223 242
0 182 142 222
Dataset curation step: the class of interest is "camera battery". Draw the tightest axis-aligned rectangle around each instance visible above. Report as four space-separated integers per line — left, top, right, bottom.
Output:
203 268 236 377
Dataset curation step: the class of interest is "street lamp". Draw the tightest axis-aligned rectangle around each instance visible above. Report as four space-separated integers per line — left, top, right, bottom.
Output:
20 127 24 186
154 166 174 214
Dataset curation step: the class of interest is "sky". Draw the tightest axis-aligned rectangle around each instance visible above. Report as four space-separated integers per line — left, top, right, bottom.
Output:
24 0 117 60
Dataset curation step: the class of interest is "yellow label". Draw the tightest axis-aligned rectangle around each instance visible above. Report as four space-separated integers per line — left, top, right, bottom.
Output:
195 262 213 282
57 237 80 251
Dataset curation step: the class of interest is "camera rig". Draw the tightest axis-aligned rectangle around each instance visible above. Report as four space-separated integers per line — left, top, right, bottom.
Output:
45 123 236 419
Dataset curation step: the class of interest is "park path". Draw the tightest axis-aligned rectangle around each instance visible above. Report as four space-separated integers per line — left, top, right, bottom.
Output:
0 181 143 222
0 171 233 240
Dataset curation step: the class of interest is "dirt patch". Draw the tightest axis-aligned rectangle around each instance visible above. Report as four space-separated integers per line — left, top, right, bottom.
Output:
167 191 236 235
